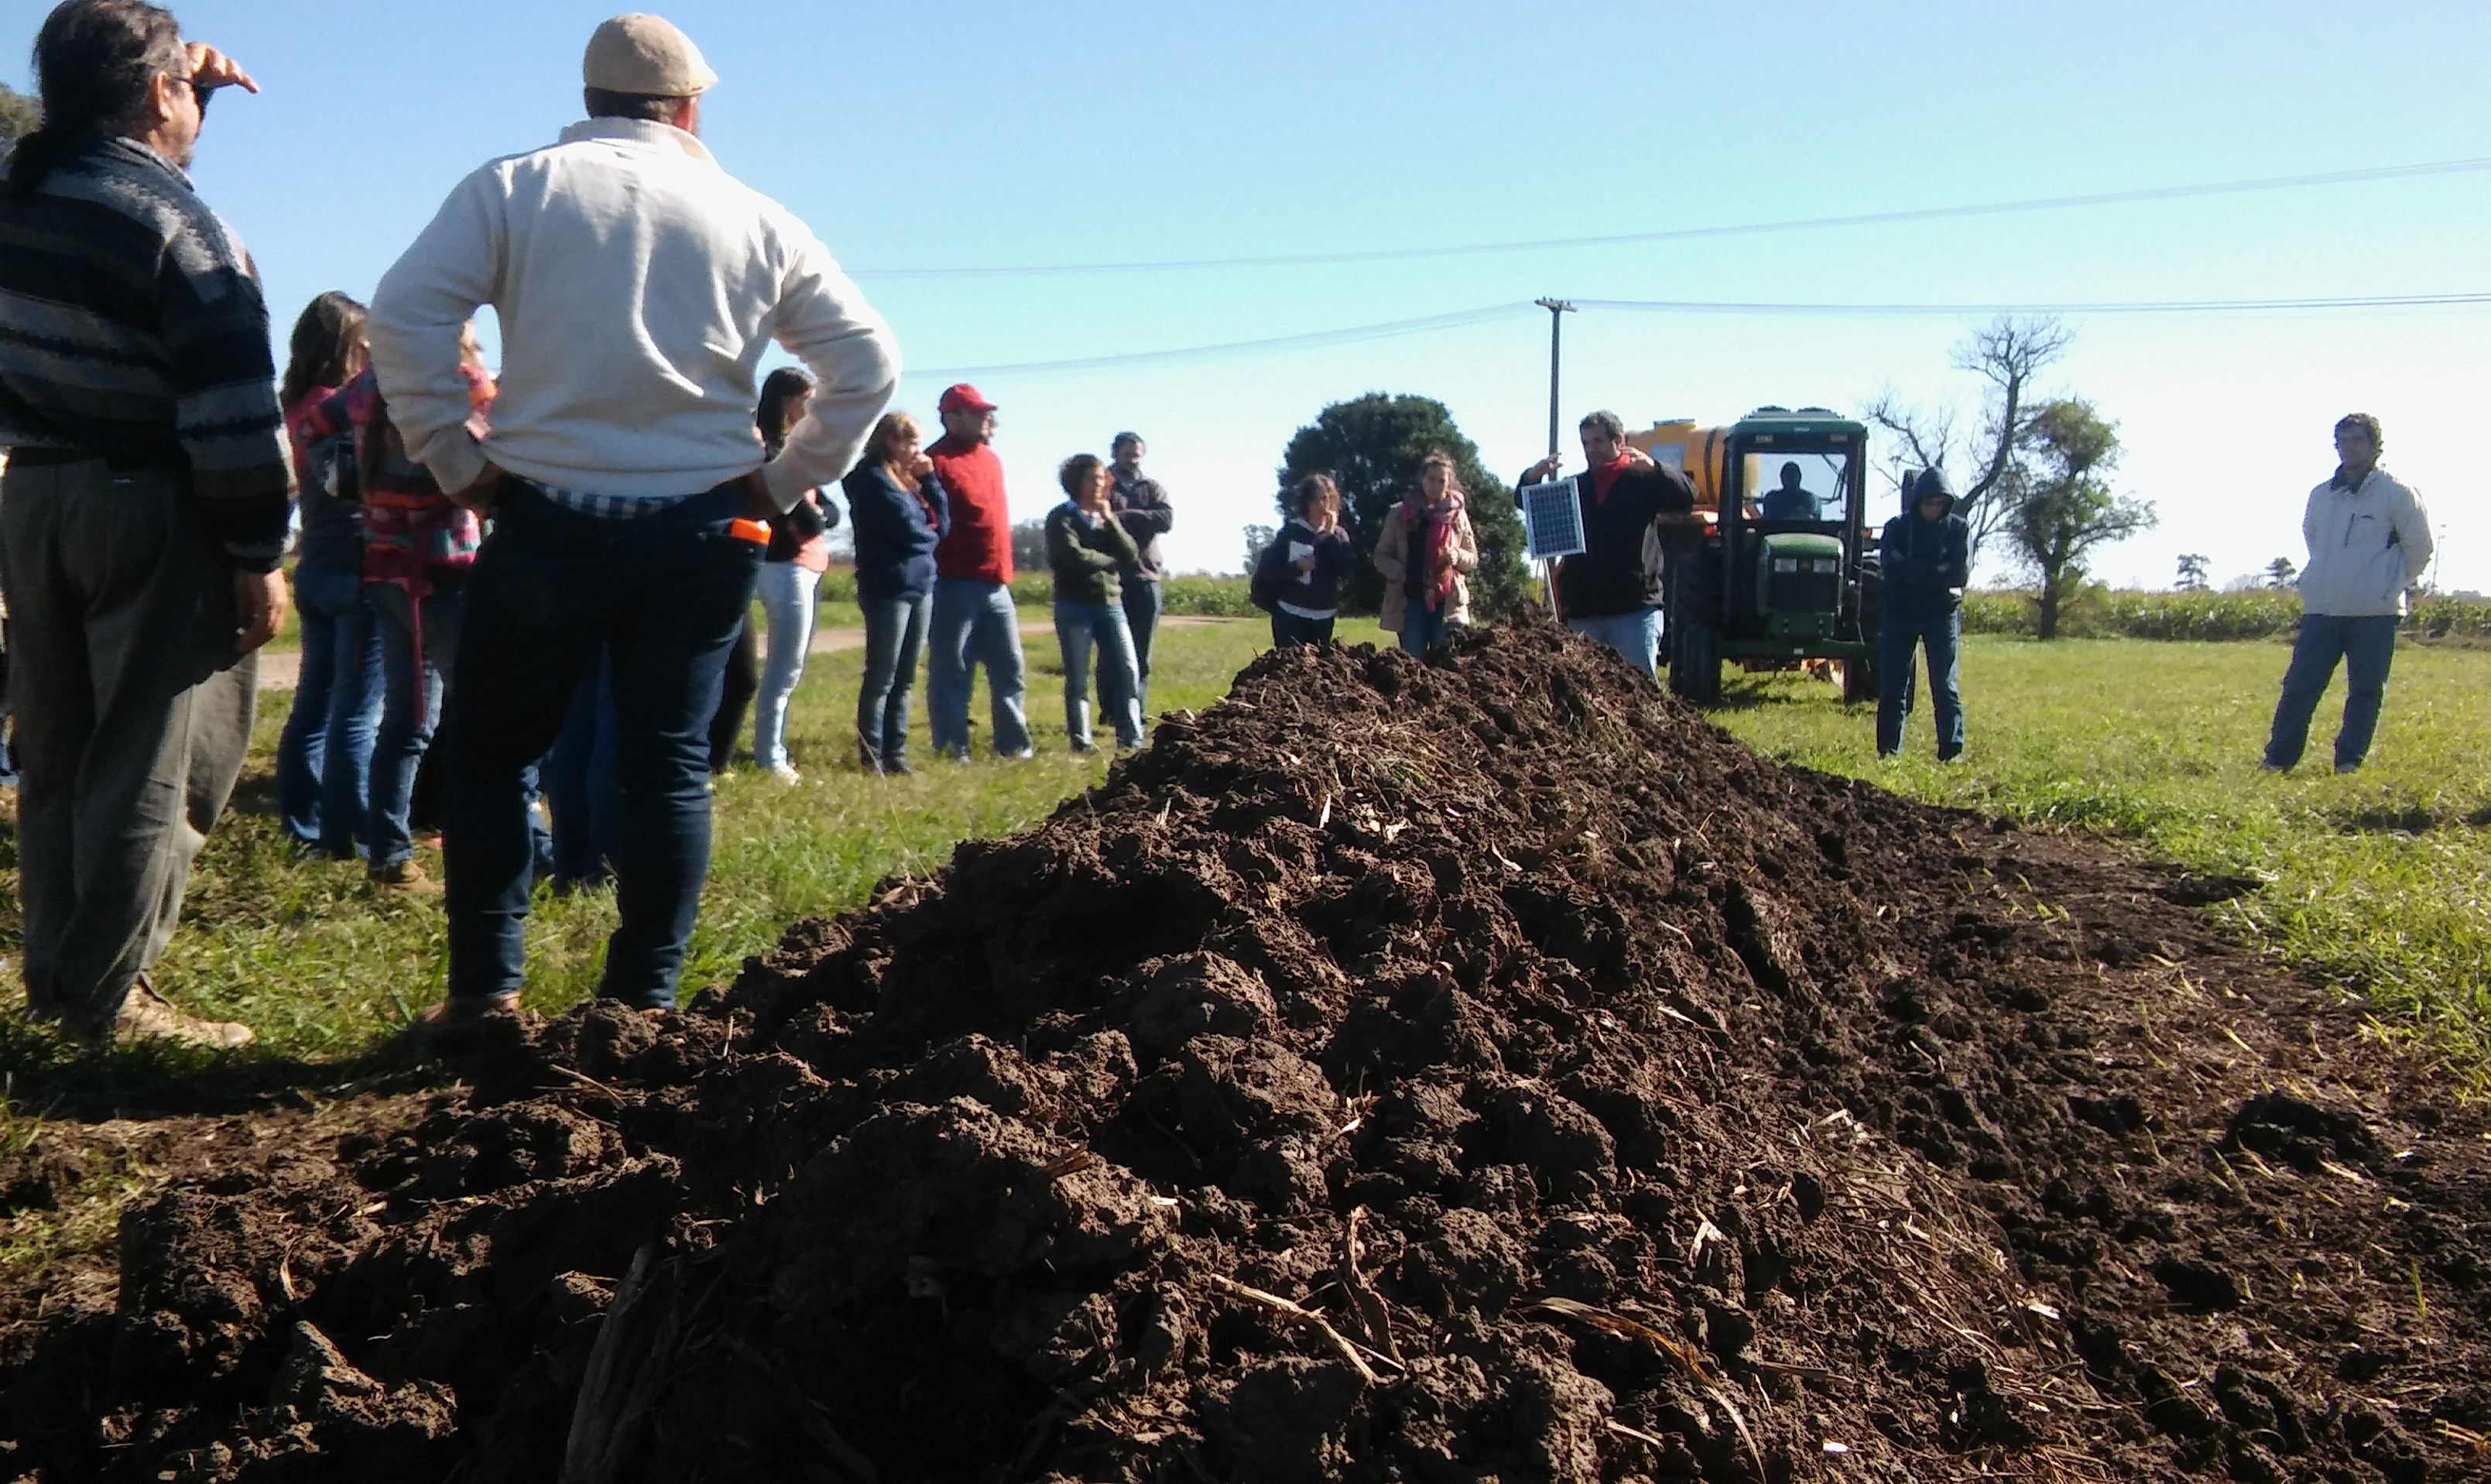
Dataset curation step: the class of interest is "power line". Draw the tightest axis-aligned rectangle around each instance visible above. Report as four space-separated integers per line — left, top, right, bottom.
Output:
910 290 2490 380
857 156 2491 280
1576 290 2491 317
910 303 1535 379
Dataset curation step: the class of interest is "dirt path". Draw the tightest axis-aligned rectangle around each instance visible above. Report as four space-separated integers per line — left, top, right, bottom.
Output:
250 614 1240 689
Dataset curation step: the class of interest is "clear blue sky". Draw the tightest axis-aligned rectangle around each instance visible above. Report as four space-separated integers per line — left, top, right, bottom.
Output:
19 1 2485 586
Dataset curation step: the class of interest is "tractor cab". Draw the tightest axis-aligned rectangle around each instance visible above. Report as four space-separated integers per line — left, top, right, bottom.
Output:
1629 407 1879 706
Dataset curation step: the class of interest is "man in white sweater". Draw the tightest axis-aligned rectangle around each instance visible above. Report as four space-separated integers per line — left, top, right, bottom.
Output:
2260 413 2432 775
366 12 898 1028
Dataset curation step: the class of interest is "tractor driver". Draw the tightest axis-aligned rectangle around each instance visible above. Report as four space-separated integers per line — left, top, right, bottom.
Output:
1519 410 1698 681
1759 461 1821 521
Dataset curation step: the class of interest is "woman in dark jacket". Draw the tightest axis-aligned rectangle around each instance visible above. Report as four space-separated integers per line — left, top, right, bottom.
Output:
843 411 950 774
1045 454 1145 752
1257 473 1355 645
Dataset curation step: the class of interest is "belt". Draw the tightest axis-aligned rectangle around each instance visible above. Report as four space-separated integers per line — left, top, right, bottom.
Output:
6 447 186 474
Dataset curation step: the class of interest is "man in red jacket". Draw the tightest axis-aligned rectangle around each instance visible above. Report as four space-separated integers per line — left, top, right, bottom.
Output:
925 383 1032 759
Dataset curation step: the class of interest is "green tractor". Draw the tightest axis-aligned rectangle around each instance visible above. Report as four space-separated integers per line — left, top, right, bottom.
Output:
1627 406 1879 707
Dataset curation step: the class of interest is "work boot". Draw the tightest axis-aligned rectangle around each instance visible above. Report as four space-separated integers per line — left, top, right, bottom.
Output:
407 993 522 1042
369 858 439 894
70 975 255 1050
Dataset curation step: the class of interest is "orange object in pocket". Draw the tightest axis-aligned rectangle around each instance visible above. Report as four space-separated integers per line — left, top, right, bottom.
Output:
727 517 771 545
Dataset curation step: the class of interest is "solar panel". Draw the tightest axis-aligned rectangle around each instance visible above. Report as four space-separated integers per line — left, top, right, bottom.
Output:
1520 478 1587 560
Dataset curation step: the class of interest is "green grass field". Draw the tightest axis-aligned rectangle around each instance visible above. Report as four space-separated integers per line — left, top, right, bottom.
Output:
4 619 2486 1083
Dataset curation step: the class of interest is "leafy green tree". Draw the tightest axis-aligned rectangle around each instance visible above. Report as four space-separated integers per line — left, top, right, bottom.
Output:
2175 553 2210 591
1273 393 1529 619
1239 523 1276 574
2266 556 2298 590
1999 398 2154 639
1009 517 1047 577
0 82 36 157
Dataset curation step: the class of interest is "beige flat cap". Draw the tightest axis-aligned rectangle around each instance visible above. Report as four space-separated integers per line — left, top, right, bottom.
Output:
583 13 718 96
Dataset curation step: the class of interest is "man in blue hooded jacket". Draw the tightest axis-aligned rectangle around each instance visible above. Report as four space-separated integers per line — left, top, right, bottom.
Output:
1877 468 1969 759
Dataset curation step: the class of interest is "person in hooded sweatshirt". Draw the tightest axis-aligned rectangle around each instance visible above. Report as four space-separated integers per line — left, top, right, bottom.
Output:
1877 468 1970 759
2261 413 2431 774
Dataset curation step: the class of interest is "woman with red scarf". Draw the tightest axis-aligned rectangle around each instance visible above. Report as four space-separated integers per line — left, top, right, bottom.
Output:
1372 452 1479 655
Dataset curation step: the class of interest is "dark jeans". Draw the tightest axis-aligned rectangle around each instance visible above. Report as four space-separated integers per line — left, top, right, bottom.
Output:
440 483 762 1008
1271 609 1335 646
274 560 382 855
1400 598 1458 655
2264 612 2399 771
1121 577 1163 714
368 577 465 870
708 614 759 773
1877 607 1964 759
856 591 931 769
543 649 623 890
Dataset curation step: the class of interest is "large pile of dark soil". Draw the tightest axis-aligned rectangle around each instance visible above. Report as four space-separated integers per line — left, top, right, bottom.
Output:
4 622 2487 1482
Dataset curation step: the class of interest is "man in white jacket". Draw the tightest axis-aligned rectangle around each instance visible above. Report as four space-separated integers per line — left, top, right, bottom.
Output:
2261 413 2431 774
366 12 897 1028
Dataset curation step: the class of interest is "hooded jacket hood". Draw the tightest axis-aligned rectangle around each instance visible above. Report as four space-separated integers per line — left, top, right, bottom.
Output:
1907 466 1955 516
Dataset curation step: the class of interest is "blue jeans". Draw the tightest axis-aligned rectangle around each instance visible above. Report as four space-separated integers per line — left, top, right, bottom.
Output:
1055 599 1143 749
440 483 762 1008
856 591 931 769
543 649 622 890
2264 612 2399 771
752 559 821 770
1400 598 1458 655
274 560 382 855
1877 607 1964 758
367 577 464 869
1567 606 1662 682
927 576 1030 758
1121 577 1163 715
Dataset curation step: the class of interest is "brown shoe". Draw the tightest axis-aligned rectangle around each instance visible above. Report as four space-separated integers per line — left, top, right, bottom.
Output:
410 994 521 1037
70 976 255 1050
369 859 440 894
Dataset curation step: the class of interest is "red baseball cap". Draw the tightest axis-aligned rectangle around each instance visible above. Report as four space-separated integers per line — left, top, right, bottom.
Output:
938 383 997 414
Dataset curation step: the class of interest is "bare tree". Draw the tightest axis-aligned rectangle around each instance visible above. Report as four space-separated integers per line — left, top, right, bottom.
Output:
1862 317 2071 568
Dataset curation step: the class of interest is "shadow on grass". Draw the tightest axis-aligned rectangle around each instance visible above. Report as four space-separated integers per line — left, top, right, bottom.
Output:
0 1010 461 1126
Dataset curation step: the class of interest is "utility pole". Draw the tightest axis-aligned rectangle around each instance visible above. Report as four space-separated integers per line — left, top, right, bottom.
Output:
1533 297 1575 461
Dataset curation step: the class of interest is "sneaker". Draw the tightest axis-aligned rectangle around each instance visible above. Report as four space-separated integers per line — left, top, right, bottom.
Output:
69 975 254 1050
409 993 521 1037
1067 739 1096 756
882 755 913 776
369 859 439 894
767 763 802 785
1001 747 1036 762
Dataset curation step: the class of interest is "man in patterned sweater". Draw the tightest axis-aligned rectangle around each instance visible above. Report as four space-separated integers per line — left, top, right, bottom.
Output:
0 0 289 1049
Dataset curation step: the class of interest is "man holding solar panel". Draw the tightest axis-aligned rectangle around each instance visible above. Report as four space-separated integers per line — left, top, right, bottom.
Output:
1518 410 1698 681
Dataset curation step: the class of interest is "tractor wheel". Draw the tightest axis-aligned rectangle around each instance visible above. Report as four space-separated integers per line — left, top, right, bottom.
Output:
1670 616 1722 705
1845 561 1883 705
